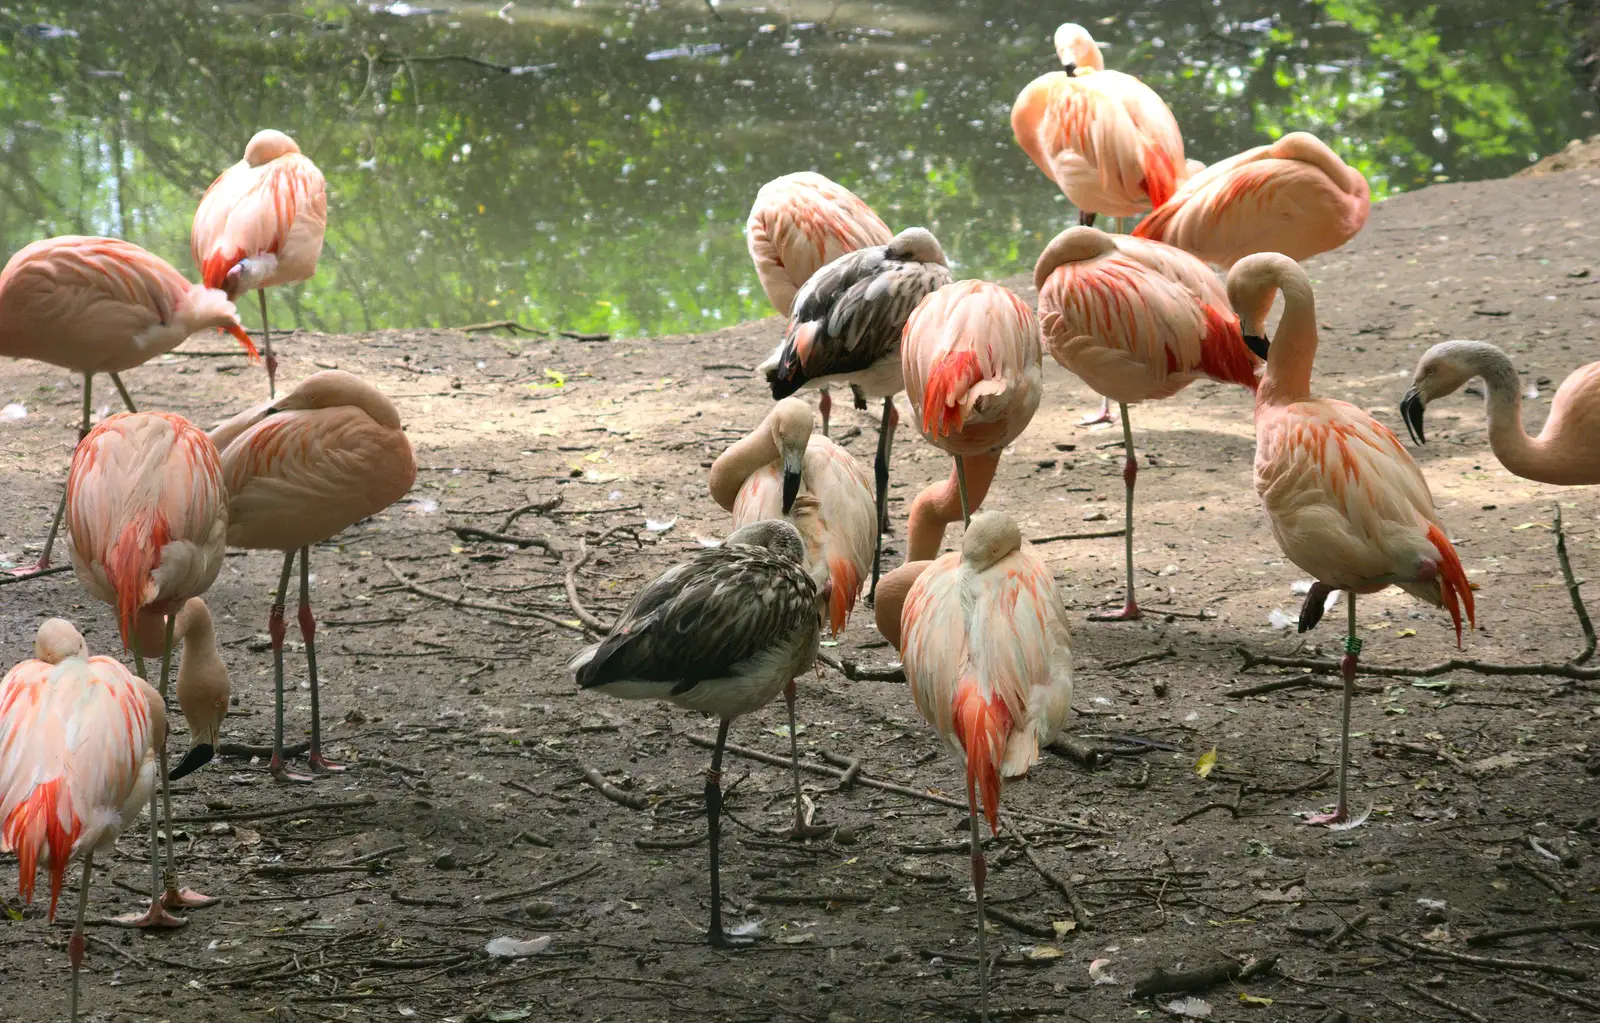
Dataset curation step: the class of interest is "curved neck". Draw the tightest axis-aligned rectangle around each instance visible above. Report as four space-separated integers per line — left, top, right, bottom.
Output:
1257 272 1320 406
1472 353 1546 478
709 424 779 511
905 454 999 562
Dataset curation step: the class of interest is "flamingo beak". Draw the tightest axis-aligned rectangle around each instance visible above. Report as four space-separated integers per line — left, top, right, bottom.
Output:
1400 388 1427 445
1243 333 1271 360
1061 61 1077 75
168 743 214 781
781 451 803 514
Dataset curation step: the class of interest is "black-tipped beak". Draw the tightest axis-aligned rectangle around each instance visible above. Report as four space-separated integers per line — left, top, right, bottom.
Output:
168 744 214 781
1243 333 1271 360
1400 389 1427 445
782 469 802 514
1062 61 1077 75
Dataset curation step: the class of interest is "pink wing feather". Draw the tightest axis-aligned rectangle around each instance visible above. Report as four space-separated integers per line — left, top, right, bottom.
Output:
747 172 893 316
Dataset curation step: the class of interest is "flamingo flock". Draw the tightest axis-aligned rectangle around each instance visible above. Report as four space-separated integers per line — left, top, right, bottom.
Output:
0 20 1593 1023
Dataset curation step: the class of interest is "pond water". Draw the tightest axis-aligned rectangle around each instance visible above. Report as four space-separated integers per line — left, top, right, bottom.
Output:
0 0 1591 337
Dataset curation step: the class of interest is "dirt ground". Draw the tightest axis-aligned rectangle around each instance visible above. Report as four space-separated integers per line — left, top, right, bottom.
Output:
0 167 1597 1023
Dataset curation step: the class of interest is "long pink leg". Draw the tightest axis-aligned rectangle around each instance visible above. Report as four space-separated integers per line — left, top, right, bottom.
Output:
1079 394 1114 426
968 786 990 1022
271 550 312 783
110 626 187 929
818 387 832 438
1091 403 1143 621
1305 592 1361 826
260 289 278 400
154 613 215 909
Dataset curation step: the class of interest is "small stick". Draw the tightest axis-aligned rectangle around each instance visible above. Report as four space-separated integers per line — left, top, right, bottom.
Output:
1225 675 1383 698
481 862 601 904
508 829 553 849
1506 975 1600 1012
366 756 425 776
383 560 586 632
1402 982 1490 1023
0 564 73 587
449 525 562 554
559 331 610 342
582 768 650 810
984 904 1055 937
1131 953 1278 999
1047 734 1113 770
1515 859 1567 895
634 835 705 850
1370 737 1470 771
1029 528 1125 544
566 541 613 634
751 891 872 906
1323 910 1370 949
175 794 376 824
1103 646 1176 671
1003 814 1092 931
392 891 460 908
254 863 383 877
1376 933 1588 980
1173 784 1244 825
499 494 564 532
1467 918 1600 946
345 844 406 866
816 651 905 683
454 319 546 334
218 740 310 758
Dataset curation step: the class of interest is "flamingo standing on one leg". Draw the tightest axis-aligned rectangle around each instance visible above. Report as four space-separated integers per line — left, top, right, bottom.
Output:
209 370 415 781
1035 226 1259 620
573 519 824 947
872 512 1074 1023
1133 132 1370 268
901 279 1043 559
1229 252 1475 826
0 618 157 1022
0 236 256 577
760 227 952 599
1401 340 1600 485
192 129 327 399
64 411 228 927
747 173 893 436
1011 23 1192 426
709 397 874 835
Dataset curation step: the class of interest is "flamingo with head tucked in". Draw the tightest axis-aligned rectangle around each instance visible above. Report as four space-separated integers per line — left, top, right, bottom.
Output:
747 173 893 435
0 236 255 578
192 128 327 398
65 411 228 927
901 279 1043 559
1035 226 1258 620
1133 131 1370 268
1 618 157 1021
709 397 874 835
1229 252 1475 826
760 227 953 598
873 512 1074 1023
1401 340 1600 486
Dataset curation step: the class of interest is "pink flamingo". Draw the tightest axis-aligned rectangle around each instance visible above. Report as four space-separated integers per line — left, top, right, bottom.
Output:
761 227 952 597
873 512 1074 1022
192 129 328 398
1035 226 1258 620
709 397 874 834
210 370 415 781
1134 132 1370 268
1 618 157 1021
1230 252 1475 825
0 236 256 578
1011 23 1188 228
1401 341 1600 486
901 280 1042 560
747 172 893 436
64 411 228 927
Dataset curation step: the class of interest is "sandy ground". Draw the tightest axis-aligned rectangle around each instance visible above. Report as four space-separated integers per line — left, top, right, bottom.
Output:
0 168 1597 1023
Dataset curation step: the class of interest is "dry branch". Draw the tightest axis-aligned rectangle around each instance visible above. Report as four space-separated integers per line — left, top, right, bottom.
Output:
1376 933 1588 980
449 524 562 554
1131 953 1278 999
582 767 650 810
175 795 376 824
1467 918 1600 946
1402 982 1490 1023
383 559 586 632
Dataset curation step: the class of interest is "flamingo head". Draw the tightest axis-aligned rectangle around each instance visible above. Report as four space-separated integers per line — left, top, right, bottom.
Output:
1226 252 1303 361
1401 340 1509 447
1033 225 1115 289
1053 23 1104 75
34 619 87 664
243 129 302 167
725 518 807 566
961 511 1023 572
886 227 948 267
768 398 814 513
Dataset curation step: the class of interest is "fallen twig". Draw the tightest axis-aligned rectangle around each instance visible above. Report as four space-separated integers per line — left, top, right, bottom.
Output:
481 862 601 904
218 740 310 758
751 890 871 906
1173 784 1244 825
1003 814 1092 931
0 564 73 587
1467 918 1600 946
1370 737 1470 772
1047 734 1114 770
985 904 1056 937
1029 528 1125 544
1103 646 1176 671
1402 982 1490 1023
1323 910 1370 949
383 559 586 632
500 494 564 532
1506 975 1600 1012
816 651 905 683
1376 933 1588 980
254 862 383 878
454 319 546 334
1131 953 1278 999
1224 674 1382 698
175 795 376 824
449 524 562 554
634 834 705 850
346 843 406 866
582 767 650 810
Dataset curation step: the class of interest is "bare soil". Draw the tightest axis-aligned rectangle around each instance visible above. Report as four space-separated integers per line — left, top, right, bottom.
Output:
1 167 1598 1023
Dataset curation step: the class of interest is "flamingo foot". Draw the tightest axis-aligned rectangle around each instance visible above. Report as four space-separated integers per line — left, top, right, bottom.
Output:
1090 601 1143 622
162 886 218 910
308 753 346 774
709 928 756 949
270 756 314 784
1078 402 1115 426
7 557 51 578
110 900 189 929
1300 810 1347 826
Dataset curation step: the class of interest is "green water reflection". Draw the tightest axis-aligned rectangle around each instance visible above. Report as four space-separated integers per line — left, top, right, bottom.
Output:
0 0 1590 337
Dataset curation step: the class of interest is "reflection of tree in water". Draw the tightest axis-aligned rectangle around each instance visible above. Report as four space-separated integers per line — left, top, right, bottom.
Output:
0 0 1589 335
